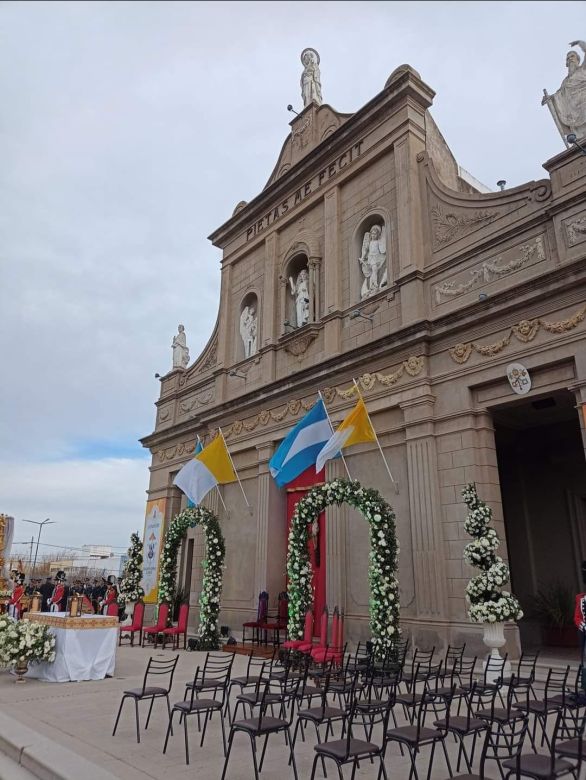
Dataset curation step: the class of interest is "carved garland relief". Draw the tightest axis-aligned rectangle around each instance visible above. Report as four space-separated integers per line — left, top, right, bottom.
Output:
431 204 499 247
434 236 545 304
156 355 425 461
565 215 586 247
449 304 586 364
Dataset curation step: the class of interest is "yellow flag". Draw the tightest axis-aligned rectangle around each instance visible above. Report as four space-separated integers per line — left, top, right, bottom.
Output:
196 434 237 484
339 397 377 447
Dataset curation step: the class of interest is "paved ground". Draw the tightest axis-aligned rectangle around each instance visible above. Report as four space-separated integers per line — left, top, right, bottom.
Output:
0 644 575 780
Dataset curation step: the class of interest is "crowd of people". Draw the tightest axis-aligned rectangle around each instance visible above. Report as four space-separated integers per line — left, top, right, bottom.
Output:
5 567 119 618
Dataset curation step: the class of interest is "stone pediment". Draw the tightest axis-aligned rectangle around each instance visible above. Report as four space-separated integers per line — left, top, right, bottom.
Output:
264 102 353 189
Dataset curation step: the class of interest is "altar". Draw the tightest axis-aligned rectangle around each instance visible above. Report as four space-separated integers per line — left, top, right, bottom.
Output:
25 612 118 683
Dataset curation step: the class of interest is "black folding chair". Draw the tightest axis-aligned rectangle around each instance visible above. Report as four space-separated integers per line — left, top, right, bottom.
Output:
112 655 179 743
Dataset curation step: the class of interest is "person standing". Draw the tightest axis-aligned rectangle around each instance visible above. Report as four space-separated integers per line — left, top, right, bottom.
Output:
39 577 53 612
48 571 67 612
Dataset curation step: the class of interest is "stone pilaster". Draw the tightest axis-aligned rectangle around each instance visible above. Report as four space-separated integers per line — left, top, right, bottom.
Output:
402 395 449 618
323 186 342 355
255 444 286 607
325 459 347 613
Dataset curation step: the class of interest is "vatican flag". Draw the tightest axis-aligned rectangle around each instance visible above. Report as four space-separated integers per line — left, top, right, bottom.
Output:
174 434 237 506
316 397 376 473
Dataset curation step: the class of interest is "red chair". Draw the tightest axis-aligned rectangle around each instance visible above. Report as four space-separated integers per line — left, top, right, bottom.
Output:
162 603 189 650
282 608 313 650
299 605 328 654
106 602 119 618
119 601 145 647
142 603 169 648
260 591 288 646
312 609 345 666
242 591 269 644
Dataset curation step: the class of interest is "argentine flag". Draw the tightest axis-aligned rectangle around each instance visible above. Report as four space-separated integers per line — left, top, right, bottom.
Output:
186 438 203 508
269 399 333 487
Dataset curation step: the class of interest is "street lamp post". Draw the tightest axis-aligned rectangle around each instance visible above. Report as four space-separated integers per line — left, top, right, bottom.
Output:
22 518 56 578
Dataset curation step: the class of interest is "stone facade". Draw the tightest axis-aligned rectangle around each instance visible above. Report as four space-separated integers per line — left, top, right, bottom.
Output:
141 64 586 658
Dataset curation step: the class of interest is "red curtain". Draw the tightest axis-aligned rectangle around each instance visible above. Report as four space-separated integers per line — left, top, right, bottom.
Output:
286 465 326 637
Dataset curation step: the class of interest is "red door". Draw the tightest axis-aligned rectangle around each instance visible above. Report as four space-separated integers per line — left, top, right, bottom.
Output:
286 465 326 637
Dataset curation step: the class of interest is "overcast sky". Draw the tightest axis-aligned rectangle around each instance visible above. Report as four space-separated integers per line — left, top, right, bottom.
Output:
0 0 578 557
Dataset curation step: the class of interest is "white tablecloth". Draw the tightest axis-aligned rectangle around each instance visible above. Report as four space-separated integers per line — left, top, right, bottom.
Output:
25 613 117 683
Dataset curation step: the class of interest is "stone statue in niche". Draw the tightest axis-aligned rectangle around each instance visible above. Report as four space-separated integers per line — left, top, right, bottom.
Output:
542 40 586 143
358 224 388 299
239 303 257 358
172 324 190 369
300 48 322 107
289 268 310 327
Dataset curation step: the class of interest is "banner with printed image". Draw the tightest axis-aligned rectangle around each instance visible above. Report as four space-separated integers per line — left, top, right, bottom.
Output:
141 498 166 604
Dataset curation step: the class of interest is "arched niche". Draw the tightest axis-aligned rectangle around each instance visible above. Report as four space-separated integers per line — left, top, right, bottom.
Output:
350 211 391 303
280 238 321 335
237 291 259 361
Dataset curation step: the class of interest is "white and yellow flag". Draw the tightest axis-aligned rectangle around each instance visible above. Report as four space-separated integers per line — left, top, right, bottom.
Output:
316 397 376 473
174 434 237 506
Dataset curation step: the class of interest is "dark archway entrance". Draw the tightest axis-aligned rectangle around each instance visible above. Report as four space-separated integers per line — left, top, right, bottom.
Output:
493 390 586 650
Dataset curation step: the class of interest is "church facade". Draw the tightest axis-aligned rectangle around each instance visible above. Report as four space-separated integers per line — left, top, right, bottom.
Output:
141 57 586 657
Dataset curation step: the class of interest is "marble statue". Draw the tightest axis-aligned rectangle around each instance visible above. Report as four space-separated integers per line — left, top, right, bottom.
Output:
301 48 322 107
289 268 310 327
542 40 586 143
239 304 257 358
358 224 388 299
172 324 190 369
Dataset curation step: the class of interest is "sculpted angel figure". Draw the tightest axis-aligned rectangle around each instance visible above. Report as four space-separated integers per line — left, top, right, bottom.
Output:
301 48 323 107
289 268 310 327
172 324 190 369
542 40 586 142
239 304 257 358
358 224 388 299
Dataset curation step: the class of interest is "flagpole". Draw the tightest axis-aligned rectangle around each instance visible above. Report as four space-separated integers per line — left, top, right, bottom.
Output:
198 435 227 513
352 379 399 494
317 390 353 481
219 428 251 510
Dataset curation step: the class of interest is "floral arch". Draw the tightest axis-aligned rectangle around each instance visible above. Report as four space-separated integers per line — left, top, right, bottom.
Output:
287 478 400 658
157 506 225 650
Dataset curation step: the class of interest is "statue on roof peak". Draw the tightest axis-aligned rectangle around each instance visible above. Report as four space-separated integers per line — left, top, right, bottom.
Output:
301 48 322 107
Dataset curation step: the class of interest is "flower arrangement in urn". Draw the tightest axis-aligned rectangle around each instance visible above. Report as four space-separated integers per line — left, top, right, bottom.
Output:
462 483 523 624
117 531 145 607
0 615 56 681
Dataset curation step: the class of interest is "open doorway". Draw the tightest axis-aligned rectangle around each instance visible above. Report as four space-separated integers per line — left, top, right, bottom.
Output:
493 390 586 651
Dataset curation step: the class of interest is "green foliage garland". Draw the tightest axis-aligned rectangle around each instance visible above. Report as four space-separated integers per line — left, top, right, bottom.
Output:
287 478 400 659
118 531 145 605
462 483 523 623
157 506 225 649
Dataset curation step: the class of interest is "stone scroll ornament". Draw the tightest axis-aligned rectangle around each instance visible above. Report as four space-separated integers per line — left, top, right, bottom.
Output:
462 483 523 624
157 507 225 650
287 478 400 660
542 39 586 145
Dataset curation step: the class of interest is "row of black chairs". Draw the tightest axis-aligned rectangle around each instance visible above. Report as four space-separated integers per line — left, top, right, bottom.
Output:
111 642 586 780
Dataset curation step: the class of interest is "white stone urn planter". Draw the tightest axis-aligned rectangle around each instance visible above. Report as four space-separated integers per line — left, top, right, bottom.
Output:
482 621 511 682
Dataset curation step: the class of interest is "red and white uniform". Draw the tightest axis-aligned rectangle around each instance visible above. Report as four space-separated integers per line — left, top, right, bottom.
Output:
574 593 586 632
49 584 65 612
8 584 24 619
100 586 117 614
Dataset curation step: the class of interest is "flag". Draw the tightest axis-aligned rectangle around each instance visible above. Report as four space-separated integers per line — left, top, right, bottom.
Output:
316 397 376 473
174 434 237 506
269 399 333 487
186 439 203 508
